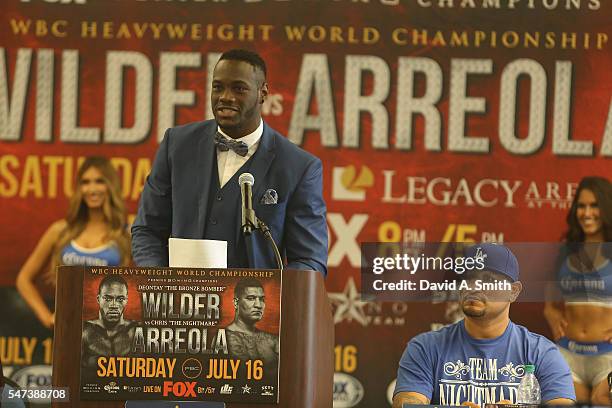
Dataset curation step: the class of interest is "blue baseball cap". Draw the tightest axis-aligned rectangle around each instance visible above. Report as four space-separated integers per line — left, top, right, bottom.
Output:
465 243 519 282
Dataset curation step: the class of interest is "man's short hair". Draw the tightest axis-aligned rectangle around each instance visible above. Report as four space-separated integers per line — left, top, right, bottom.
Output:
98 275 128 295
234 277 264 299
219 49 267 79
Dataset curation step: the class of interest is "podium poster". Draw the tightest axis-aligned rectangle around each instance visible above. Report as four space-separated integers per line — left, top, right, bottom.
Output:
79 267 281 404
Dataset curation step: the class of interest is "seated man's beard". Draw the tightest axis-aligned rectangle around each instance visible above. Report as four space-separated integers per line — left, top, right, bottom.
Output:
462 305 486 318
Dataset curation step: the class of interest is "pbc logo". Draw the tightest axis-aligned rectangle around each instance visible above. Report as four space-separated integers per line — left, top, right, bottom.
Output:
162 381 197 398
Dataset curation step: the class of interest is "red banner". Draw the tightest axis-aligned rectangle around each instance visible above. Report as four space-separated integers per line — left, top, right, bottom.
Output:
1 1 610 406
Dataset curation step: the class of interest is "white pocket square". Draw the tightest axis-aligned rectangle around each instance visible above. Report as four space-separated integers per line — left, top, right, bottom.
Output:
260 189 278 205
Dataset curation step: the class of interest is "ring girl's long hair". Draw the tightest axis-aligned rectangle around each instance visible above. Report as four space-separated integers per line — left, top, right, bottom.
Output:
46 157 130 284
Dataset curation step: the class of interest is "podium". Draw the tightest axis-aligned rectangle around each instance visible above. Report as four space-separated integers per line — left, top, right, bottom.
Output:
52 266 334 407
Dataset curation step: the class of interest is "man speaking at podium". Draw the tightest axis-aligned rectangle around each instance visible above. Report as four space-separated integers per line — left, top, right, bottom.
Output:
132 49 327 275
393 244 575 407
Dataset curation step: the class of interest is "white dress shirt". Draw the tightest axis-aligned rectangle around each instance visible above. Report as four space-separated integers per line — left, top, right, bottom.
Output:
216 120 263 188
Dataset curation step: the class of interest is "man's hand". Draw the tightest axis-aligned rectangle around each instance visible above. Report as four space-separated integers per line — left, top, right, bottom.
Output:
545 398 574 405
604 327 612 343
392 392 430 408
40 312 55 329
543 306 567 341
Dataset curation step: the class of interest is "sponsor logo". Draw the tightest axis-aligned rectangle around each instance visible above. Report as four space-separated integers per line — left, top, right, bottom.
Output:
330 277 418 327
568 341 599 354
197 386 216 394
560 276 605 292
382 173 577 210
328 278 370 326
104 382 120 394
162 381 197 397
220 384 233 395
241 384 251 394
182 358 203 379
328 213 369 269
332 165 374 202
82 383 101 393
333 373 364 408
123 385 142 393
261 385 274 396
10 365 52 388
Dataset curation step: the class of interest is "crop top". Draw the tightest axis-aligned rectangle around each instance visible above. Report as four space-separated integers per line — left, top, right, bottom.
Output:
557 257 612 307
60 240 121 267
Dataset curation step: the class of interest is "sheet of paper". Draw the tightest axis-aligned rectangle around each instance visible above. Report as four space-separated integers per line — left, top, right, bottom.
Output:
168 238 227 268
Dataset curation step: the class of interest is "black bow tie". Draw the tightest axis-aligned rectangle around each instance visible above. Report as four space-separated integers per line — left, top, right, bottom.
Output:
214 132 249 157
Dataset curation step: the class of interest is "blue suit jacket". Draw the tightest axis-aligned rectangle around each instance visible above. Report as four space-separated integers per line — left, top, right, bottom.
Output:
131 120 328 275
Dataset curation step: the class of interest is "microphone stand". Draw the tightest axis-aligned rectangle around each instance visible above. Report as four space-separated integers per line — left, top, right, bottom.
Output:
243 216 284 273
257 219 284 273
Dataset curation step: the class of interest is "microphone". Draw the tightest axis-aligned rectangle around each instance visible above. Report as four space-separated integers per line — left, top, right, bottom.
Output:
237 172 283 271
238 173 257 235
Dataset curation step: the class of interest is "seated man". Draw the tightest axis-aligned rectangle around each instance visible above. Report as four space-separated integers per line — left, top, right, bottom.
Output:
0 360 27 408
393 243 576 407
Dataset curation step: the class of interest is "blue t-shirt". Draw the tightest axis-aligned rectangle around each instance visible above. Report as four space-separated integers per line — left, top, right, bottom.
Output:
1 385 27 407
394 320 575 406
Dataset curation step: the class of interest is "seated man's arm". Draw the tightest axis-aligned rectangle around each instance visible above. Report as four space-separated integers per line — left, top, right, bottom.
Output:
393 335 435 407
132 129 173 267
393 391 430 407
533 342 576 404
544 398 574 405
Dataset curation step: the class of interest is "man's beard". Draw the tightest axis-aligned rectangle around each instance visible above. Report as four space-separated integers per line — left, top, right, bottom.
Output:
462 305 486 318
216 104 258 132
461 293 487 318
103 312 121 326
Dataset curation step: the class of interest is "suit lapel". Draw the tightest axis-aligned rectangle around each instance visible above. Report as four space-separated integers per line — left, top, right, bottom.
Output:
250 124 276 202
236 123 276 250
197 127 216 237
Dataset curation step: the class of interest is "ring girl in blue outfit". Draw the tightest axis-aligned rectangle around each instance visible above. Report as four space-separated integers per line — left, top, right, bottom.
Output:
544 176 612 405
16 156 131 329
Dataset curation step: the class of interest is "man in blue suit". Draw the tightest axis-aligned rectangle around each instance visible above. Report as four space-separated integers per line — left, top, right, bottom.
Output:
132 49 328 275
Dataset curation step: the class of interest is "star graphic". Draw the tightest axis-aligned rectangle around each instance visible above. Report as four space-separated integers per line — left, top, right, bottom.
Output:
242 384 251 394
327 277 370 326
